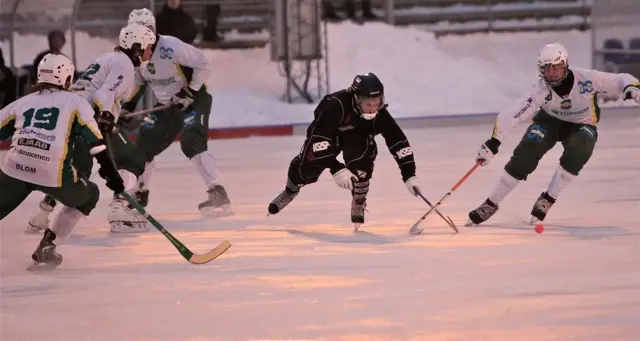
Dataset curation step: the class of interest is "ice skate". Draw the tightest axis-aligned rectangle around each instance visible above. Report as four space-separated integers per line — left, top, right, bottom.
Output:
529 192 556 224
351 195 367 232
108 194 150 233
198 184 233 218
466 199 499 226
25 196 56 234
28 228 63 270
267 186 299 215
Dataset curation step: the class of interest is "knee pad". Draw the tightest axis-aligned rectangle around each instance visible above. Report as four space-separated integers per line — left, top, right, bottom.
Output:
180 126 208 159
505 125 552 181
560 126 597 175
352 179 370 196
77 182 100 215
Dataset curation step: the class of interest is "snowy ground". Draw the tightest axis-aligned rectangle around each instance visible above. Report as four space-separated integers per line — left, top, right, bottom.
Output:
1 115 639 341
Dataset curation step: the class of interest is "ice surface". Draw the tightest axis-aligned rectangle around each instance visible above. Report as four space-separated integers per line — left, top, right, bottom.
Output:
2 115 639 341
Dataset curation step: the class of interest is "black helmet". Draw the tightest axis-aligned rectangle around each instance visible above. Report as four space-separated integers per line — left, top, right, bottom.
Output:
350 72 384 97
350 73 385 120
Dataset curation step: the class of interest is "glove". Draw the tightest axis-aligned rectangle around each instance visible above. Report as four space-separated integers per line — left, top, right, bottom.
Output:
117 110 144 131
94 149 125 193
97 111 115 134
333 168 357 191
404 176 420 196
476 137 501 167
170 87 196 111
623 86 640 103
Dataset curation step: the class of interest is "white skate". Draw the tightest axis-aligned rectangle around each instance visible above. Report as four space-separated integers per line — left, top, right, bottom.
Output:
108 195 150 233
198 184 233 218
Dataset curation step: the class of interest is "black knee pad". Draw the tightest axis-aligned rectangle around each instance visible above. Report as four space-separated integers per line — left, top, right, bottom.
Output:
77 182 100 216
504 141 548 181
180 124 208 159
560 126 597 175
287 156 323 186
352 179 370 196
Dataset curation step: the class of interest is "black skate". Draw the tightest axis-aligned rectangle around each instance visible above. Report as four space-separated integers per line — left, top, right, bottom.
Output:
268 186 300 215
529 192 556 224
199 184 233 217
351 195 367 232
28 228 62 270
466 199 499 226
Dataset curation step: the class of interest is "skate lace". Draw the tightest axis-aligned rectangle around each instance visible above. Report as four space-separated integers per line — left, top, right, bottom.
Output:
535 198 552 212
476 202 497 219
273 191 296 208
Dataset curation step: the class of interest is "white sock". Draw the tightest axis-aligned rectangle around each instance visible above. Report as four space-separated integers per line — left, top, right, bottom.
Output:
50 206 85 240
118 170 138 195
191 151 219 188
138 160 155 191
488 170 521 205
546 165 576 199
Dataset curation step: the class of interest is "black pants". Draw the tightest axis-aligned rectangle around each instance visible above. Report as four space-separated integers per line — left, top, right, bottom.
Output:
287 135 378 197
505 111 598 180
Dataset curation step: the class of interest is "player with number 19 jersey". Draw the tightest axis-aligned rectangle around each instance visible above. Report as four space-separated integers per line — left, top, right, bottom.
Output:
0 90 101 187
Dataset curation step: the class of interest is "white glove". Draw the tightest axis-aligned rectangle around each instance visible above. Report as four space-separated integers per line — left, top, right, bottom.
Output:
476 144 494 166
333 168 357 191
623 86 640 104
405 176 420 196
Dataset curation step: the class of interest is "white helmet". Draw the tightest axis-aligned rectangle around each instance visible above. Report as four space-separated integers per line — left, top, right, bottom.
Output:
37 53 75 89
119 23 156 66
538 43 569 86
128 8 156 33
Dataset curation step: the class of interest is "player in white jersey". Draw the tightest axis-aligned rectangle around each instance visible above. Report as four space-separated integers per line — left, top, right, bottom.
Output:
466 43 640 226
122 9 232 217
26 23 157 234
0 54 124 267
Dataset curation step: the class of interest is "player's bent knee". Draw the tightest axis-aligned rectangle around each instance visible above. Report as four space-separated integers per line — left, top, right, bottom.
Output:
504 141 542 180
180 129 208 159
560 134 596 176
76 182 100 216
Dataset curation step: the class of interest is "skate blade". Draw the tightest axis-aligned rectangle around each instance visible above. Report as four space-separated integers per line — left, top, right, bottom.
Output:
24 225 46 235
353 223 362 232
27 260 61 271
200 205 234 218
529 217 540 225
465 219 478 227
110 222 150 234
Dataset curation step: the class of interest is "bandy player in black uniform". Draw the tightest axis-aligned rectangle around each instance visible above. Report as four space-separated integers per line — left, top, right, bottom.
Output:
268 73 421 230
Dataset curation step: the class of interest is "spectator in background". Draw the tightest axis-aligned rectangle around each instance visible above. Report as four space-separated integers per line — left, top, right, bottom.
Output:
31 30 66 83
0 46 18 108
156 0 198 45
322 0 376 21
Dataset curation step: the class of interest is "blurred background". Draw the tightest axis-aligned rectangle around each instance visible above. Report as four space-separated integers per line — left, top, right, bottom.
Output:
1 0 639 131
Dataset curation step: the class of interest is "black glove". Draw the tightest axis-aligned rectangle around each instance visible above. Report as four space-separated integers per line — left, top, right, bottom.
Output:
97 111 115 134
93 149 124 193
170 87 196 111
483 137 501 154
117 113 144 131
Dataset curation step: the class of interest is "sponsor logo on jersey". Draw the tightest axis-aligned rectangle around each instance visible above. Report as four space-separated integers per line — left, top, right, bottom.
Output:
338 125 354 131
17 129 56 141
17 138 51 151
16 163 37 174
147 62 156 74
578 80 594 94
560 99 572 110
148 77 177 86
14 148 51 162
551 107 589 116
109 75 124 92
513 97 533 119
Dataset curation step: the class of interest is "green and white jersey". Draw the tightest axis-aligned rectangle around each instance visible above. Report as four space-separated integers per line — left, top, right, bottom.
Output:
492 67 640 142
0 89 103 187
72 51 136 120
